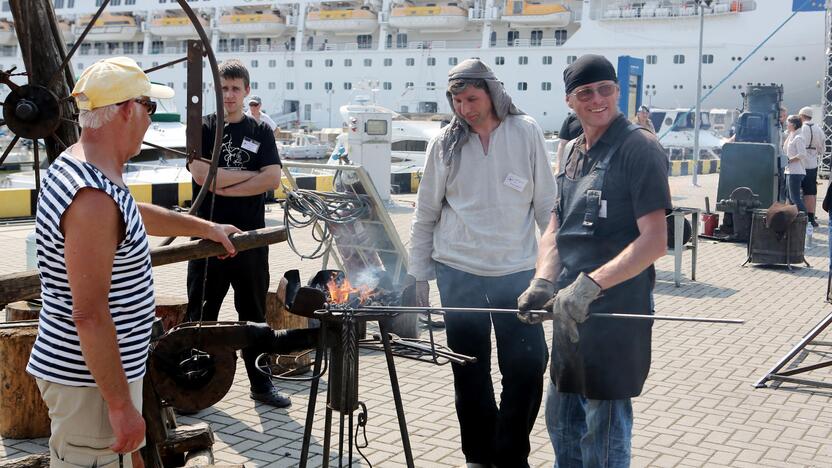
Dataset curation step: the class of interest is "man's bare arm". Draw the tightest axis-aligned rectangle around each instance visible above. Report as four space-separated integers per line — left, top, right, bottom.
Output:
534 212 563 283
137 203 240 256
588 209 667 290
188 159 257 189
63 189 145 454
215 164 282 197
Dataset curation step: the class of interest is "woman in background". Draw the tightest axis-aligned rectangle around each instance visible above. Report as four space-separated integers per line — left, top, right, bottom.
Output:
783 115 808 213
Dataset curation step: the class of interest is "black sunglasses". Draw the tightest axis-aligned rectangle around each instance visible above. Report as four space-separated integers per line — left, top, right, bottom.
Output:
121 98 157 115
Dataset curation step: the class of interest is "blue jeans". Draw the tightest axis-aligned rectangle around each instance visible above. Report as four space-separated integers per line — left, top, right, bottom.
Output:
786 174 807 212
546 381 633 468
435 263 548 467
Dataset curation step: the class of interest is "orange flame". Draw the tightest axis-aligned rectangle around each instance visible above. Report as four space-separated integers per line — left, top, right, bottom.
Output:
326 277 375 305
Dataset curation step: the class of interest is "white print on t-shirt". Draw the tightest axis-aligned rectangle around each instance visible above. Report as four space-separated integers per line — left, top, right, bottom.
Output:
503 173 528 192
221 133 251 169
599 200 608 218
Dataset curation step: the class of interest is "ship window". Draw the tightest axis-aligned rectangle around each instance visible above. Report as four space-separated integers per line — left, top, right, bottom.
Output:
495 56 505 65
305 59 313 68
392 140 428 152
68 0 74 7
396 33 408 49
126 0 135 4
427 82 436 90
55 0 64 7
449 57 458 66
428 57 436 66
702 54 714 64
406 58 415 66
386 34 393 49
518 56 528 65
554 29 567 46
268 82 276 90
490 32 497 47
123 42 135 54
305 82 312 90
566 56 577 64
357 35 373 49
325 59 333 67
384 58 393 66
287 60 294 68
345 59 352 67
251 60 259 68
542 82 552 91
325 82 333 91
646 55 657 65
286 82 294 90
383 82 392 90
111 0 121 5
405 82 414 89
673 55 685 64
364 59 372 67
507 30 519 47
543 56 552 65
269 59 277 68
252 82 259 90
344 82 353 90
517 82 528 91
530 30 543 47
77 63 84 70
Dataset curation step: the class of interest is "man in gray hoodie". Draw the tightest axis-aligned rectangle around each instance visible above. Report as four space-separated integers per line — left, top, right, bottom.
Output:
409 58 556 468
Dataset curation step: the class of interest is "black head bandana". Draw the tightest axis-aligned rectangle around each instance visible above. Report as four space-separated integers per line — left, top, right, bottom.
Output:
563 55 618 95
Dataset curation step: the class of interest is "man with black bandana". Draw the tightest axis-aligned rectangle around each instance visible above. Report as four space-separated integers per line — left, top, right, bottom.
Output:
409 58 555 467
518 54 671 467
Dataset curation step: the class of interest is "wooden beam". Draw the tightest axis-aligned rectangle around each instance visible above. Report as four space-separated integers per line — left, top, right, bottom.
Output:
0 227 287 309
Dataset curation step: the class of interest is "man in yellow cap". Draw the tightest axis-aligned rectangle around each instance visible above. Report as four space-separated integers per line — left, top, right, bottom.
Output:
27 56 240 468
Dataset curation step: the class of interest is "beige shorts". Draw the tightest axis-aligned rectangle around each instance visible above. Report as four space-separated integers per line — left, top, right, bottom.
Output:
36 378 145 468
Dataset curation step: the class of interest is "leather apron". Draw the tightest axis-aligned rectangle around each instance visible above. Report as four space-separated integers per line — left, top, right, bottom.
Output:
552 123 654 400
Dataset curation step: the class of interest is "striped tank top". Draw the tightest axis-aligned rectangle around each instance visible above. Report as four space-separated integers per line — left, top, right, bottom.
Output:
27 152 156 386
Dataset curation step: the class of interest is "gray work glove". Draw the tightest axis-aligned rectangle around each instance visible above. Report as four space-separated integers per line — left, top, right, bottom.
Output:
517 278 557 325
544 272 602 343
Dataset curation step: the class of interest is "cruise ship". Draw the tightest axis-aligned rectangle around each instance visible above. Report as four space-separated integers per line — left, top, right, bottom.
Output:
0 0 826 132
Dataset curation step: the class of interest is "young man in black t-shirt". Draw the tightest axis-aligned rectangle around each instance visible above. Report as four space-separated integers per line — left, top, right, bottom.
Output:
186 59 287 407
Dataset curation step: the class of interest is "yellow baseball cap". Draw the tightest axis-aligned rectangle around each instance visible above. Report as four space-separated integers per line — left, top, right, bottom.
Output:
72 56 175 111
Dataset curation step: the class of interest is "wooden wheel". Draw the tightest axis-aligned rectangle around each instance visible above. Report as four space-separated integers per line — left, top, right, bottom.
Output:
0 0 223 216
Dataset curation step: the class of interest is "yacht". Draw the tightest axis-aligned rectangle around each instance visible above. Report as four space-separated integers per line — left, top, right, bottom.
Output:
0 0 823 134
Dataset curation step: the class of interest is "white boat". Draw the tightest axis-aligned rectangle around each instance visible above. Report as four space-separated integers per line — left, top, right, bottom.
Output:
305 8 378 34
501 1 573 27
217 9 287 37
651 108 724 160
278 133 332 160
389 4 469 33
149 13 210 39
73 13 140 42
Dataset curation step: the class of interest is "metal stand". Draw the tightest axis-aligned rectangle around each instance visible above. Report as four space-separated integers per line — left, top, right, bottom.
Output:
753 311 832 389
299 317 415 468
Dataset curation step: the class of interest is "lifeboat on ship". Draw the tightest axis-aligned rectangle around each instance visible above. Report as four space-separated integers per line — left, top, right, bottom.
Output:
389 3 468 33
73 13 140 42
0 21 15 46
217 10 287 36
501 1 571 26
149 13 209 39
305 8 378 34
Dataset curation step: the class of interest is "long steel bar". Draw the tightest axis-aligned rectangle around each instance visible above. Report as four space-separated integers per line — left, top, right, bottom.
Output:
141 140 188 158
344 306 744 324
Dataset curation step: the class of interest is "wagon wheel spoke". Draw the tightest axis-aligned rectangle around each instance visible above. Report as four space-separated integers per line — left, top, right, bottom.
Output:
33 139 41 193
47 0 112 88
0 135 20 166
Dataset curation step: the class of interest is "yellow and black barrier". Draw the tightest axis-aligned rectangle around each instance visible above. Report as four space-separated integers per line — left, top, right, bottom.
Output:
669 159 720 177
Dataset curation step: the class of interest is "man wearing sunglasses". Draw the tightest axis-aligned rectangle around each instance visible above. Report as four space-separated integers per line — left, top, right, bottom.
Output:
409 58 555 468
518 54 671 467
245 95 277 131
27 57 240 467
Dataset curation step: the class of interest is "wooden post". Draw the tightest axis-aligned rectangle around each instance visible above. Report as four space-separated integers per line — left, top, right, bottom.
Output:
9 0 79 163
0 321 51 438
265 277 312 375
5 300 40 321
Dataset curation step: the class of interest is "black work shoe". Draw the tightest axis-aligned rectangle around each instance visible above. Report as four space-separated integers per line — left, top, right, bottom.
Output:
250 387 291 408
811 220 820 228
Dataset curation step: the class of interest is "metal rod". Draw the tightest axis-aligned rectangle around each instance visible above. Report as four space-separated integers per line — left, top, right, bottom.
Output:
141 140 188 157
345 305 744 324
143 56 189 74
299 327 327 467
379 319 416 468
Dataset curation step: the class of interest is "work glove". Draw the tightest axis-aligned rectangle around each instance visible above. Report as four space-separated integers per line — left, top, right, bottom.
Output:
517 278 557 325
545 272 602 343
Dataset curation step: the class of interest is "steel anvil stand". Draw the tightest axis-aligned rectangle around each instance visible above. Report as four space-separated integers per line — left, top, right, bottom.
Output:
290 287 415 468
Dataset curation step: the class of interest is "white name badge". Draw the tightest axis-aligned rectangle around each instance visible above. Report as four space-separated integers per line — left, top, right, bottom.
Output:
241 137 260 153
599 200 608 218
504 173 528 192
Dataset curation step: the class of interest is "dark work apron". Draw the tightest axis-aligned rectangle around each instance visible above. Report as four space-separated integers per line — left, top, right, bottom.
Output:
552 123 654 400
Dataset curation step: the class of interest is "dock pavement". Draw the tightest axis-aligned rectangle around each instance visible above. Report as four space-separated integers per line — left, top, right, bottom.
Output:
1 173 832 467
